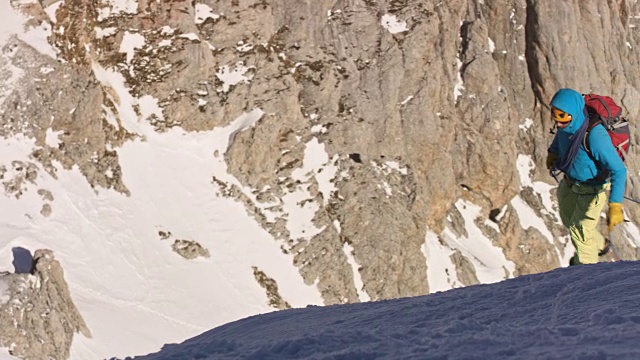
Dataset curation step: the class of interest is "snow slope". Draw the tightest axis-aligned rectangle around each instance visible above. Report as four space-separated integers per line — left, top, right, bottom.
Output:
1 2 638 360
0 99 325 359
132 261 640 360
1 4 324 358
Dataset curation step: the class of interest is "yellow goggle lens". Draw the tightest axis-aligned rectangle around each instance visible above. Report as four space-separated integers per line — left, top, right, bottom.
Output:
551 107 572 123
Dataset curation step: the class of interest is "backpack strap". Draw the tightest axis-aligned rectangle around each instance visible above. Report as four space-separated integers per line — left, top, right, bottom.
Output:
592 96 613 119
583 125 611 183
582 117 603 156
585 117 630 161
616 136 630 161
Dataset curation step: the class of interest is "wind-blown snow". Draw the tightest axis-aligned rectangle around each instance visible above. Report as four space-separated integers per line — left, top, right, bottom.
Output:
285 137 337 240
342 243 370 303
422 230 464 293
380 14 408 34
515 154 548 213
0 49 23 110
0 2 25 45
0 112 326 359
1 18 323 358
488 37 496 53
453 58 465 103
2 2 639 360
215 62 253 92
294 138 338 206
91 61 160 134
131 261 640 360
120 31 146 65
0 276 8 305
519 117 533 131
18 22 57 59
194 4 221 25
0 349 13 360
0 2 26 109
514 154 573 263
443 200 515 283
45 127 63 148
44 1 63 23
98 0 139 21
0 0 56 58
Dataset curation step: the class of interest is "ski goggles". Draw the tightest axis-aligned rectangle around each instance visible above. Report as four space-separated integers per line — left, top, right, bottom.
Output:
551 107 572 123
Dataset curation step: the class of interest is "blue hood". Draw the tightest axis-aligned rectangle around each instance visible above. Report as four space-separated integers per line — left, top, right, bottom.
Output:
550 88 585 134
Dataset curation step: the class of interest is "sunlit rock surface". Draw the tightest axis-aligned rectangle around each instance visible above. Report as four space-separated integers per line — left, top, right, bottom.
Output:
2 0 640 358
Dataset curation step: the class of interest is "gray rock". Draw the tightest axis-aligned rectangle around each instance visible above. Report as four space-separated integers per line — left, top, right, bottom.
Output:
1 4 639 355
0 249 90 360
171 239 211 260
252 266 291 310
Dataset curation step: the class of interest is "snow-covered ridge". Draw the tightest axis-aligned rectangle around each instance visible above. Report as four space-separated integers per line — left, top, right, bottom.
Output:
130 261 640 359
1 1 639 359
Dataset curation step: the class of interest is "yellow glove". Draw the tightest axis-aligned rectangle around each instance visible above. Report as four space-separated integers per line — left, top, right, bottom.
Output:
608 202 624 231
546 151 559 170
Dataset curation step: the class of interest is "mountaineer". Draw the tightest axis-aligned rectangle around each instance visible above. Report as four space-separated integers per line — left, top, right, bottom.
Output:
546 88 627 264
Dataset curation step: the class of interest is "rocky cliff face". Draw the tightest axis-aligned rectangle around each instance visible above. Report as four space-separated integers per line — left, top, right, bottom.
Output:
0 250 90 360
2 0 640 357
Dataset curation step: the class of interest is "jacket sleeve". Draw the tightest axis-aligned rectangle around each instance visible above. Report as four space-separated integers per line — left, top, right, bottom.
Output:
588 126 627 203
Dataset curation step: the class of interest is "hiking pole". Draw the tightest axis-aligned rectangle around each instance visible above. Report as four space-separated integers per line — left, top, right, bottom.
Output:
623 195 640 205
549 169 562 184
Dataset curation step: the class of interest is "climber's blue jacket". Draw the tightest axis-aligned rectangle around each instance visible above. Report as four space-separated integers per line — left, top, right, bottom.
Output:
548 88 627 203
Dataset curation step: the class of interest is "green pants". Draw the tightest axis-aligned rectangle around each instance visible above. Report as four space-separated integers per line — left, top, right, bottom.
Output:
557 177 608 265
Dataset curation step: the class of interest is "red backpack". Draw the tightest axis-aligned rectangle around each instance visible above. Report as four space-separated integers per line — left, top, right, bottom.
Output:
582 94 631 161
